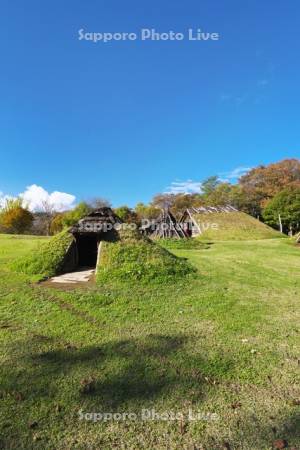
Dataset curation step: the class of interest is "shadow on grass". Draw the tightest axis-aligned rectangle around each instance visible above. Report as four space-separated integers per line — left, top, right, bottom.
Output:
2 334 214 409
1 333 300 448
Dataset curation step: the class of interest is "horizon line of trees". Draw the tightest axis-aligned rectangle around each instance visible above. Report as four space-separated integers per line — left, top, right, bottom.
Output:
140 158 300 235
1 158 299 236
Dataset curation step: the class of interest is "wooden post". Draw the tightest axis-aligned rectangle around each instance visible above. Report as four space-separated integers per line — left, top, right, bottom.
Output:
187 209 202 235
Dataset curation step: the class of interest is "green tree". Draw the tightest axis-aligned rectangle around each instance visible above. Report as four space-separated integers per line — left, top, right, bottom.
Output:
62 202 91 227
201 176 221 196
203 183 233 206
114 206 139 223
203 183 261 215
262 185 300 234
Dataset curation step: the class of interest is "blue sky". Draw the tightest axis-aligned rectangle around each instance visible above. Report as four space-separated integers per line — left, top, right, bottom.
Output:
0 0 299 209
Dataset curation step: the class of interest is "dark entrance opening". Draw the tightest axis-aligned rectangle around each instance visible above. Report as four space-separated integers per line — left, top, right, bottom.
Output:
76 235 99 268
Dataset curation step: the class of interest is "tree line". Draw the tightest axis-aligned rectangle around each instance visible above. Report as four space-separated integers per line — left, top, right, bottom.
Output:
141 158 300 235
1 158 299 236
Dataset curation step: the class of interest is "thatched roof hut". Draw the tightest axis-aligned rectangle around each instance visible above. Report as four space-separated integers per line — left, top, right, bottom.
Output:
70 207 122 236
69 207 122 267
149 209 188 239
13 207 195 283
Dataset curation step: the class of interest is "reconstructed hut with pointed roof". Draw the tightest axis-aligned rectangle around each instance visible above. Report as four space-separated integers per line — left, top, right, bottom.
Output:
149 209 188 239
13 208 123 277
13 207 196 282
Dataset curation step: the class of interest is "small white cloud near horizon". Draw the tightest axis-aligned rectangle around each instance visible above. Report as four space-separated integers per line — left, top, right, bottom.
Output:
0 185 76 212
165 180 203 195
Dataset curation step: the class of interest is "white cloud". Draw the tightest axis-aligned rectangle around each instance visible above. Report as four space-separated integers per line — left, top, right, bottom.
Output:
219 166 251 182
0 185 76 212
165 180 203 195
166 167 252 195
20 184 76 212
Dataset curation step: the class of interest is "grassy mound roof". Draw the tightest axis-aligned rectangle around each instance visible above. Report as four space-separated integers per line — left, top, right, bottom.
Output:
96 228 196 284
12 230 74 278
193 211 284 241
158 238 209 250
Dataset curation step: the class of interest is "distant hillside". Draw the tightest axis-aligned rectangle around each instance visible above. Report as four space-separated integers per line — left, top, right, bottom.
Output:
191 211 284 241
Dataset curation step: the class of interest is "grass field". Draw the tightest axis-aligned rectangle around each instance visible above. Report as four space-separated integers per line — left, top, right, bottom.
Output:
0 234 299 449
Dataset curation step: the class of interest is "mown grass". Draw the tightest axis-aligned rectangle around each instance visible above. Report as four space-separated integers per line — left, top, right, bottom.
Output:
0 235 299 449
158 237 209 250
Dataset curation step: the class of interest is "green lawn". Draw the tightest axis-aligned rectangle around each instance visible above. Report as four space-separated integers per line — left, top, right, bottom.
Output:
0 235 299 449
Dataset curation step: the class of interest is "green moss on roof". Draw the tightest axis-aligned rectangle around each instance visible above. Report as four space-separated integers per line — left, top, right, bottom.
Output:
96 228 196 284
12 229 74 278
193 211 284 241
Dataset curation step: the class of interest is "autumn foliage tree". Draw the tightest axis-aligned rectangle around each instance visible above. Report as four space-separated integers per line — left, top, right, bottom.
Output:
150 193 203 218
0 199 33 234
49 213 66 235
239 159 300 214
135 203 160 221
